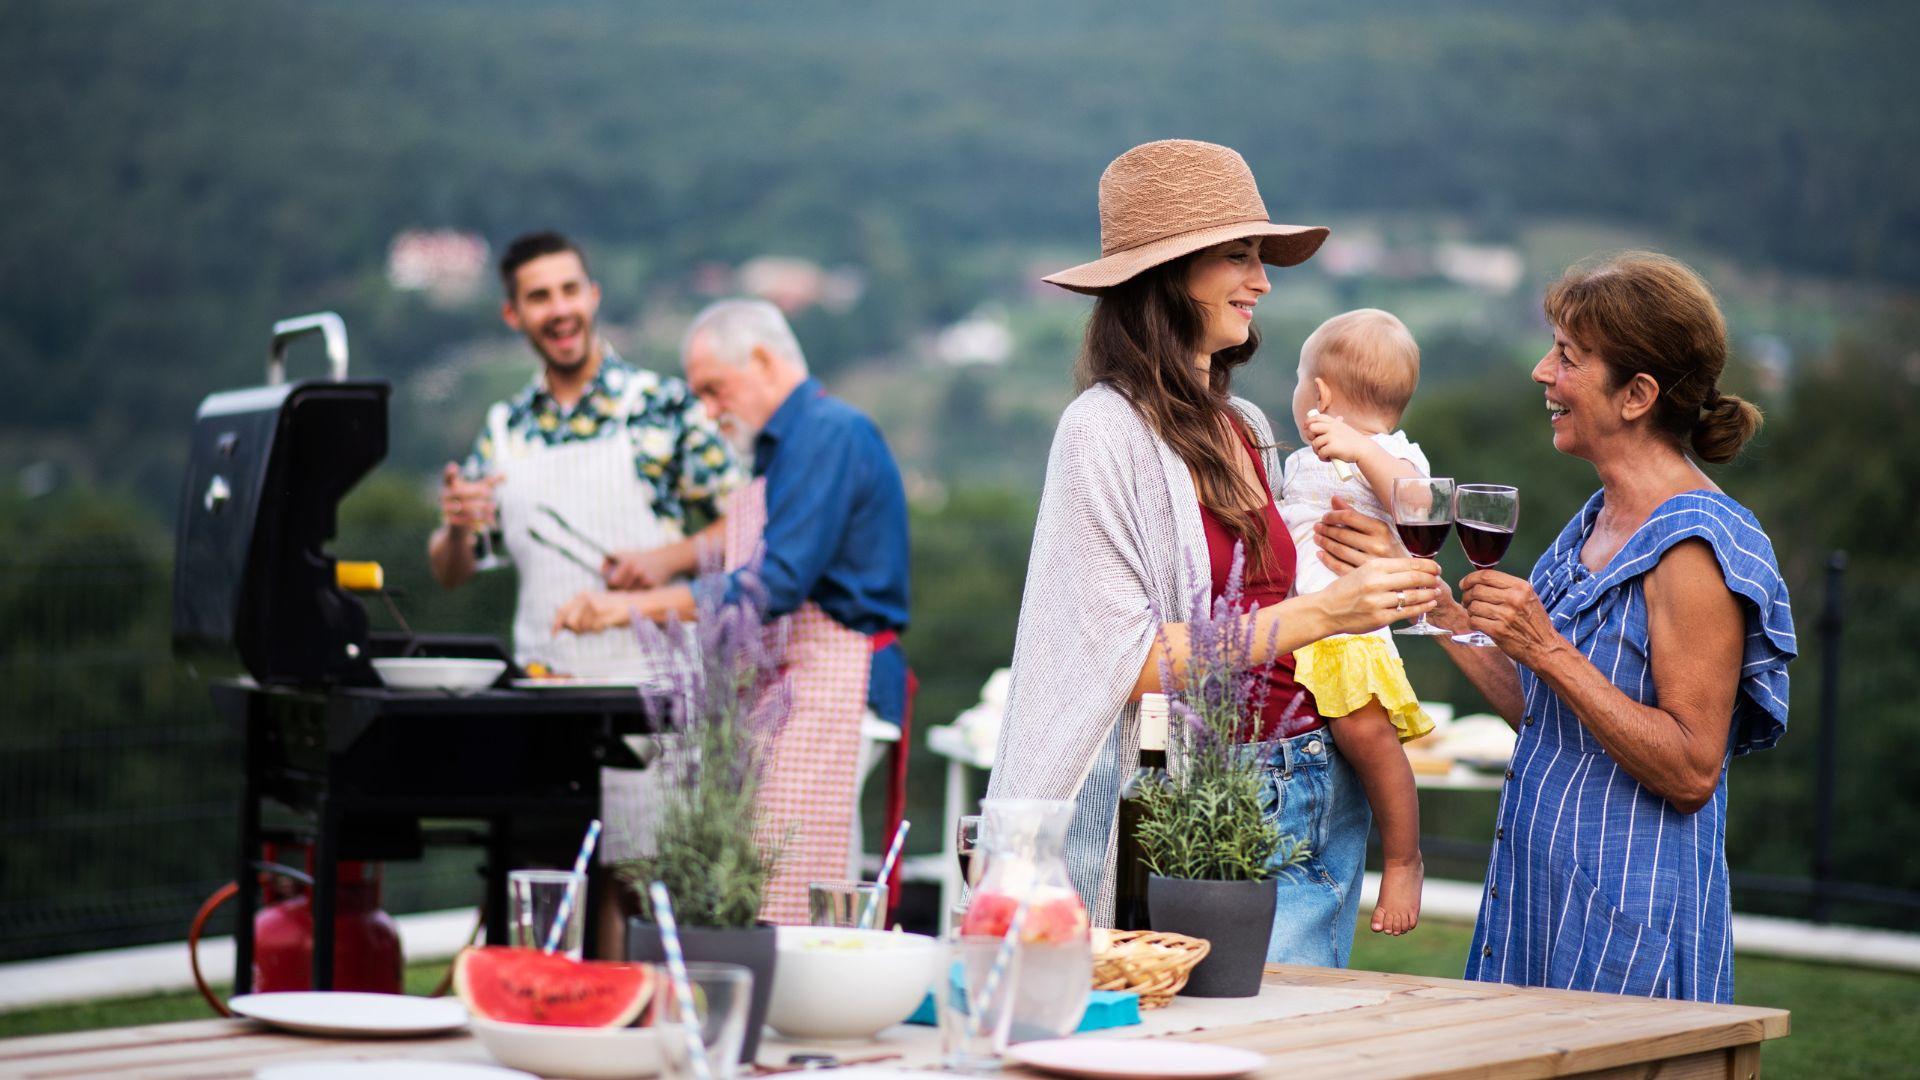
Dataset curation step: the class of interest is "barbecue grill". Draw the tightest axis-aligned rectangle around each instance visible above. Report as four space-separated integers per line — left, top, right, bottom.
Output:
174 313 670 990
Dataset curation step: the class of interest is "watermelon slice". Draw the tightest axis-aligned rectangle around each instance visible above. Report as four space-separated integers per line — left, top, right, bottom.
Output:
453 946 656 1027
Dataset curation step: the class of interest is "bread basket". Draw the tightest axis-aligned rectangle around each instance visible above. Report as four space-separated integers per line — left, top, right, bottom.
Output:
1090 928 1211 1009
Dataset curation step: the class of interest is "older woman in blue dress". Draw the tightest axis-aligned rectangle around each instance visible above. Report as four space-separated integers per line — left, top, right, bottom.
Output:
1418 252 1796 1002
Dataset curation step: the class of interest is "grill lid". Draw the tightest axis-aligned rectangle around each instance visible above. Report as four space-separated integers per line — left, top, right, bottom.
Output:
172 313 390 685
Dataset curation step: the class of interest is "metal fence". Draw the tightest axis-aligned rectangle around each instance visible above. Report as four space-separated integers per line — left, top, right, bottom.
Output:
2 531 1916 967
0 533 487 965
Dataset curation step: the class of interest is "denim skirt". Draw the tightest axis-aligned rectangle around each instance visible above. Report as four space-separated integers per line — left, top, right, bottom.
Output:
1248 727 1371 967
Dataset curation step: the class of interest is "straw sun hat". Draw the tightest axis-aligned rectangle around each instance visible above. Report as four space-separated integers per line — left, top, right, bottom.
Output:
1044 139 1329 295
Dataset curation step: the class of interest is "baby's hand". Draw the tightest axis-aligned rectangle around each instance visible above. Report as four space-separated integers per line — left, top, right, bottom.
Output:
1307 411 1371 466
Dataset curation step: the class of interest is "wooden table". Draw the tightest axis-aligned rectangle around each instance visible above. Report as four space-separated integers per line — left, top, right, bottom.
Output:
0 965 1787 1079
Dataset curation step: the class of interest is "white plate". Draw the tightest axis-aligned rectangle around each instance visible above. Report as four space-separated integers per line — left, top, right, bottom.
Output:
370 658 507 693
257 1064 534 1080
229 992 469 1037
1008 1038 1266 1079
510 677 655 691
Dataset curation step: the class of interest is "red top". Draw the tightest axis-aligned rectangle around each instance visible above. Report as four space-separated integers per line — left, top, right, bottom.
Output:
1198 428 1324 742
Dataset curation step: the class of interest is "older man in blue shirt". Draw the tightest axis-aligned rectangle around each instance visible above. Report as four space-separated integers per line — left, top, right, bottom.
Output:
554 299 912 921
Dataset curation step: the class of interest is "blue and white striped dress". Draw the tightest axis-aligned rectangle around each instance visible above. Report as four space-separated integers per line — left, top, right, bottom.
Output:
1464 489 1795 1003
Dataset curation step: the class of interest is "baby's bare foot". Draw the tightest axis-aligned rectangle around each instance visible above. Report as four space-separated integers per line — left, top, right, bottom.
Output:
1371 858 1424 936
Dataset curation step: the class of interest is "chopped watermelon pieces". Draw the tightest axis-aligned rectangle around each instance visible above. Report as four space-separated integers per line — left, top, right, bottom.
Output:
961 888 1090 944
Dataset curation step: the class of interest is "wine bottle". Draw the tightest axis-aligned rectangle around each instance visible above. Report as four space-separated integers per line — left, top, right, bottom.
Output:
1113 692 1170 931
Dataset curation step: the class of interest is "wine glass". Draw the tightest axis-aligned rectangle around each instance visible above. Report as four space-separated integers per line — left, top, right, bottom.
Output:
1392 477 1455 636
467 467 510 572
955 814 983 897
1451 484 1519 647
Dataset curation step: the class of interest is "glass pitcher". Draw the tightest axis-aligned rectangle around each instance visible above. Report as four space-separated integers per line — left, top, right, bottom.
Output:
960 798 1092 1040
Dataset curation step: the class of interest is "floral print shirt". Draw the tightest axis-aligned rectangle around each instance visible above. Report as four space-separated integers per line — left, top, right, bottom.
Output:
463 349 743 529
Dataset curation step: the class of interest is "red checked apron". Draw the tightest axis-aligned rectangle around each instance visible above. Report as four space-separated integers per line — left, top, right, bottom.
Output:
721 479 911 925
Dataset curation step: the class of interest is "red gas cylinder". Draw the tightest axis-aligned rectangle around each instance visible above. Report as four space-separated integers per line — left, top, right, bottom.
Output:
253 853 403 993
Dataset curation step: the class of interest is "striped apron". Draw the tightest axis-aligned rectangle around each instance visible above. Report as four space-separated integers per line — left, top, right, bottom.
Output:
721 479 874 925
490 377 685 865
490 377 679 678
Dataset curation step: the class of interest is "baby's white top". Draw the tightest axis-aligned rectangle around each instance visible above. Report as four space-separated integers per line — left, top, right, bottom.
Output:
1282 429 1430 602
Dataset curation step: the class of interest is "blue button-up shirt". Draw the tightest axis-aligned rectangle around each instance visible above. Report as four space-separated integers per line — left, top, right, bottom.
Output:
700 378 912 721
1465 489 1794 1003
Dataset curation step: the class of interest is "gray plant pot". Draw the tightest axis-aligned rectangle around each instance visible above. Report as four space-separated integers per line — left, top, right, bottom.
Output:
627 918 777 1063
1146 875 1277 998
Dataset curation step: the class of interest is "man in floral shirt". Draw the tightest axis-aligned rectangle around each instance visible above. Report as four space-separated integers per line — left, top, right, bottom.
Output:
429 232 742 675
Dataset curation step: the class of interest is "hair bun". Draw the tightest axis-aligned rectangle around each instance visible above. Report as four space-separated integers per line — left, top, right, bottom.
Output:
1691 391 1763 464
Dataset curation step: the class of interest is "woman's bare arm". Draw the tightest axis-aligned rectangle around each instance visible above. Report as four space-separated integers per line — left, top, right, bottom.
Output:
1462 539 1741 813
1429 586 1528 727
1133 556 1441 699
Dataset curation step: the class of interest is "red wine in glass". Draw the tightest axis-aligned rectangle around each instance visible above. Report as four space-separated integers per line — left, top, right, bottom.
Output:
1456 521 1514 567
1452 484 1520 647
1395 522 1452 559
1392 477 1454 636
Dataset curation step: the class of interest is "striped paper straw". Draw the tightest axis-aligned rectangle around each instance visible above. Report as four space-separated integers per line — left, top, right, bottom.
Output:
874 819 911 895
970 894 1030 1043
542 818 601 954
648 882 712 1080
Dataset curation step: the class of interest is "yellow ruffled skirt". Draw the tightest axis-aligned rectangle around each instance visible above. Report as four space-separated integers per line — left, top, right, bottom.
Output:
1295 634 1433 743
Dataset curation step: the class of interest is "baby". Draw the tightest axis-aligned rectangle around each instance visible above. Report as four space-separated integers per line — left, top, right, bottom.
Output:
1282 308 1434 936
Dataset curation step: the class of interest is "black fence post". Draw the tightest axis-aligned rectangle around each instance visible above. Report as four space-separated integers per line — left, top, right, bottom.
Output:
1811 550 1845 924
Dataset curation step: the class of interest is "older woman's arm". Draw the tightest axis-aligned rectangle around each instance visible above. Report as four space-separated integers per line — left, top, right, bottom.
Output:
1463 539 1741 814
1431 588 1529 728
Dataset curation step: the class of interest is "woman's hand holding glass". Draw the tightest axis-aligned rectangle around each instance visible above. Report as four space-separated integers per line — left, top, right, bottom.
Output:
1308 497 1443 633
1315 557 1442 635
1457 570 1564 667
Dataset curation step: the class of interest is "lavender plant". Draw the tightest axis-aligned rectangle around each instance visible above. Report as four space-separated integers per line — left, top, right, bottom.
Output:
1133 544 1310 882
617 556 791 928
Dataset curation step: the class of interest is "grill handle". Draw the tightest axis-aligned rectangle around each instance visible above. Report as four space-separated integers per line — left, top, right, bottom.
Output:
267 311 349 385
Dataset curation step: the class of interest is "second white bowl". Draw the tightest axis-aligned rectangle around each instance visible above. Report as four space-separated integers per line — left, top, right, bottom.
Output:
766 926 943 1041
470 1016 668 1079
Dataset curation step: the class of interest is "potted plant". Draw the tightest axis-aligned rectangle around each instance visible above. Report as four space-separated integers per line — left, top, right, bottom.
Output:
620 566 789 1061
1133 547 1308 997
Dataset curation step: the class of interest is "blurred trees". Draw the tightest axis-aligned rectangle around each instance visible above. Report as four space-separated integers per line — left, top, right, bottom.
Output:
4 0 1919 498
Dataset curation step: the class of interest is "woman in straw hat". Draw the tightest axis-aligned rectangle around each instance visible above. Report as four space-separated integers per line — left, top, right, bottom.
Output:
983 139 1443 966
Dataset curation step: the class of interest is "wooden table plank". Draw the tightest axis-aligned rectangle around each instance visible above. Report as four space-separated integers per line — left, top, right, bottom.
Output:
0 965 1789 1080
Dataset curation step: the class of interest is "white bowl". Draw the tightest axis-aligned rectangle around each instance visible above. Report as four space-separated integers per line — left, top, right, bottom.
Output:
766 926 943 1040
470 1017 667 1079
370 657 507 693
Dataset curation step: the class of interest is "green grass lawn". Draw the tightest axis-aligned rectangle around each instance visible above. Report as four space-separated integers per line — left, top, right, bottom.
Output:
5 921 1917 1079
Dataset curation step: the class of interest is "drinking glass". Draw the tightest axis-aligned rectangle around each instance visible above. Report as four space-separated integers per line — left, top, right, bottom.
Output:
956 814 984 896
1392 477 1455 636
465 466 510 571
1451 484 1520 647
807 880 887 929
658 961 753 1080
938 934 1022 1074
507 868 585 960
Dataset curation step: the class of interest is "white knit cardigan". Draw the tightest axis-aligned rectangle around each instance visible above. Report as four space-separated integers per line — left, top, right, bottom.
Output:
983 383 1286 924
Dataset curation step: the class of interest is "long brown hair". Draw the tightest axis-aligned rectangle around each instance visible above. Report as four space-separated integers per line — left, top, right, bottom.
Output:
1544 251 1763 464
1076 253 1276 570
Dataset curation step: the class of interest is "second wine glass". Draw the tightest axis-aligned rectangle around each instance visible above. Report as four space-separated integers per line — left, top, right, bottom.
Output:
1451 484 1519 647
1392 476 1454 636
